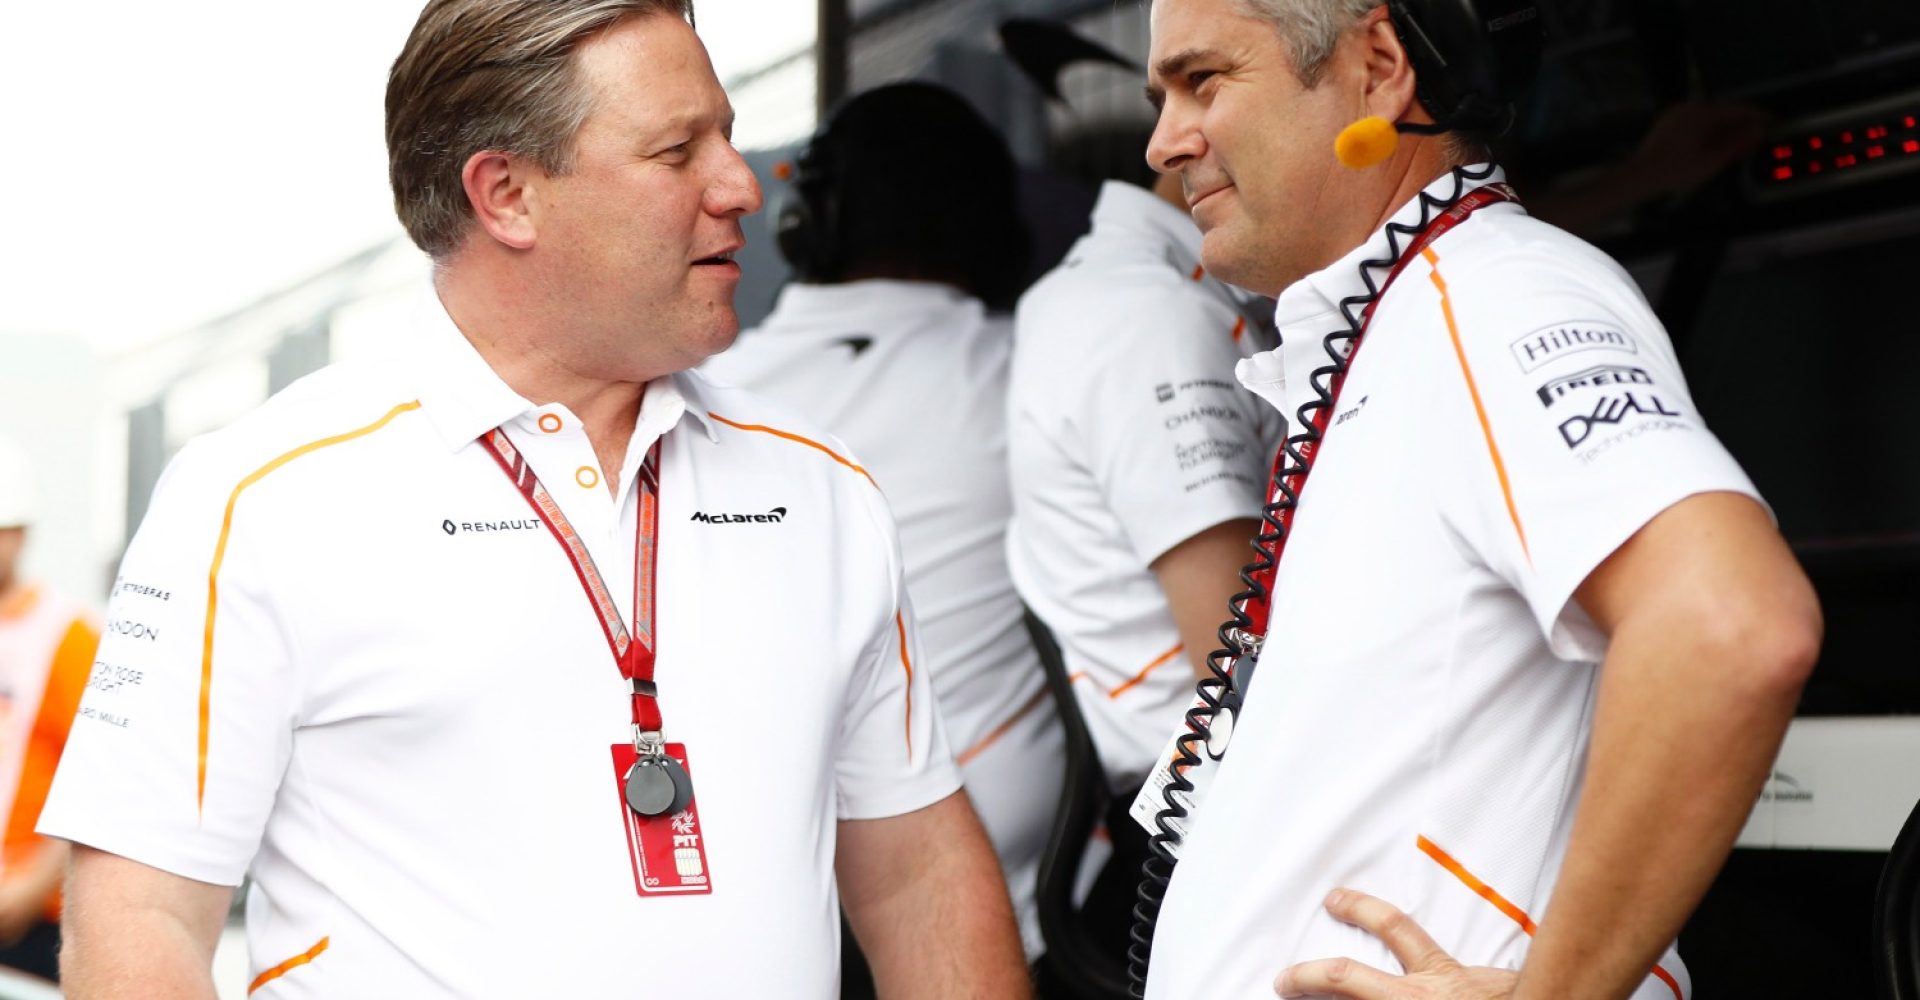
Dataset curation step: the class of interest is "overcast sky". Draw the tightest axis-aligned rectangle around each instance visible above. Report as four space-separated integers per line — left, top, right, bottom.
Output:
0 1 815 352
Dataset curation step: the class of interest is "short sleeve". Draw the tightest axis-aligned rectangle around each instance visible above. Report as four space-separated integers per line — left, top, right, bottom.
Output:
832 476 961 821
1072 289 1281 565
1432 253 1762 662
38 442 300 886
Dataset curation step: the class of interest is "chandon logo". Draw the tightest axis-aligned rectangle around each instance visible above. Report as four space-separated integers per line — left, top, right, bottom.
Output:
691 507 788 524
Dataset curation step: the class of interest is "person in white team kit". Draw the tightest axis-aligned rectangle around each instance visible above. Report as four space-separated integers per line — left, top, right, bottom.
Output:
1008 151 1283 797
36 3 1029 998
1135 2 1820 999
704 82 1063 962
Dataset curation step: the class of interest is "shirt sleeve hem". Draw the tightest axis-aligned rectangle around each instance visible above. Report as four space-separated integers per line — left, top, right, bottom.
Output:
37 819 248 888
836 769 964 822
1530 483 1766 662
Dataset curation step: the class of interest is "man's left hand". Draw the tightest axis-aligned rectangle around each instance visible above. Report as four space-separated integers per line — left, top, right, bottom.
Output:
1275 889 1518 999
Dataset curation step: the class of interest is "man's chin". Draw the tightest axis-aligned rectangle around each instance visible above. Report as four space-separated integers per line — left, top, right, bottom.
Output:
1200 231 1279 297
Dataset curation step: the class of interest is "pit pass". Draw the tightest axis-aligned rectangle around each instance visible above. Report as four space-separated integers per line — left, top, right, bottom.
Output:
610 743 713 896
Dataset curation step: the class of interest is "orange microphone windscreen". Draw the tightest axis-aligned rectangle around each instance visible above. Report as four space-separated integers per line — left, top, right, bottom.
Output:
1334 116 1399 170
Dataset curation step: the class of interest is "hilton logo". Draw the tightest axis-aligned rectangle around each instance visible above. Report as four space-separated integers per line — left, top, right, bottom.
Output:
1510 322 1639 373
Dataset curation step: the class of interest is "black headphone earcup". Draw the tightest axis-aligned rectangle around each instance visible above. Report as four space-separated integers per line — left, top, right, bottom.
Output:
1388 0 1541 136
773 138 841 281
774 189 820 277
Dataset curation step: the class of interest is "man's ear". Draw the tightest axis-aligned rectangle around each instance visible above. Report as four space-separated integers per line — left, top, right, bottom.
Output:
460 151 540 251
1357 8 1425 126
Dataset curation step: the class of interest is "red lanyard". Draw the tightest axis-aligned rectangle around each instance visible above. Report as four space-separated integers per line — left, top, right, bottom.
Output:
1242 183 1517 639
478 429 665 739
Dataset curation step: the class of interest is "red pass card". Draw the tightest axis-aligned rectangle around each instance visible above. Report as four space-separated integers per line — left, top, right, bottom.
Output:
609 743 713 896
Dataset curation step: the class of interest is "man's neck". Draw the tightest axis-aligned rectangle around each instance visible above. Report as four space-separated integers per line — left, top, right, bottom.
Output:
435 265 646 494
1363 143 1467 239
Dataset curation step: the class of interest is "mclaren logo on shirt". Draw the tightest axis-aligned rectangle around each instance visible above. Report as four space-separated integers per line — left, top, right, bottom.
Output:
691 507 788 524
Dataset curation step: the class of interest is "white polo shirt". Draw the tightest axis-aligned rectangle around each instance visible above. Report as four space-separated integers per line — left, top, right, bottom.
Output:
1008 181 1283 789
1145 168 1753 999
702 279 1060 957
39 291 956 999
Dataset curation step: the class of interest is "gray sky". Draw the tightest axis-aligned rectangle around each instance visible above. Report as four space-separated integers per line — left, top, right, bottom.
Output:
0 1 814 352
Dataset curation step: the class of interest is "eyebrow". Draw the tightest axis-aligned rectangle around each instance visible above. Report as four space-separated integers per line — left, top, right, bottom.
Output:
1144 47 1222 111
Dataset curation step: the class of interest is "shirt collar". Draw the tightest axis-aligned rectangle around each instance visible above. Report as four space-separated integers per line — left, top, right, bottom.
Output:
407 286 720 452
1239 165 1508 409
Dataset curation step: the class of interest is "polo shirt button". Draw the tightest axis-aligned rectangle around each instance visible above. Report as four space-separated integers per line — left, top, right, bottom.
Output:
575 466 600 489
538 413 563 434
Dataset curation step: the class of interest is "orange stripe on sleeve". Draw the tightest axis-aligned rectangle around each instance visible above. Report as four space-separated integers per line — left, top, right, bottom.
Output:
893 612 914 762
1191 264 1206 282
705 412 878 488
200 402 421 816
1231 316 1247 343
1109 642 1185 700
1423 249 1531 564
1417 834 1683 1000
248 935 330 995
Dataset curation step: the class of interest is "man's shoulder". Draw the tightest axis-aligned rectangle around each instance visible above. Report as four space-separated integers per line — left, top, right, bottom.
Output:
678 371 883 496
1434 211 1642 307
155 360 423 511
1016 252 1240 370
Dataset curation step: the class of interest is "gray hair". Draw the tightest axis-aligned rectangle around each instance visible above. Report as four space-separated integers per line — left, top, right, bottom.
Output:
1233 0 1383 86
385 0 696 258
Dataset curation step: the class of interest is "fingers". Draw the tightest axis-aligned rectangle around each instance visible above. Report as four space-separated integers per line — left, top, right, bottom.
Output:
1275 956 1397 999
1322 888 1456 975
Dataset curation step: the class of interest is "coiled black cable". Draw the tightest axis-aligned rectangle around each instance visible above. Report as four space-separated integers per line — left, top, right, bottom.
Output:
1124 162 1500 997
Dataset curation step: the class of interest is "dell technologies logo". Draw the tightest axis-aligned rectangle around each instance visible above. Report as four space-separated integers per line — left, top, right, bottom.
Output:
691 507 788 525
1558 393 1682 448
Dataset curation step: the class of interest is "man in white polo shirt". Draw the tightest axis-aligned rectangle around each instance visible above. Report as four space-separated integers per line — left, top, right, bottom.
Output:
705 82 1061 961
38 3 1028 997
1009 165 1282 796
1135 2 1820 999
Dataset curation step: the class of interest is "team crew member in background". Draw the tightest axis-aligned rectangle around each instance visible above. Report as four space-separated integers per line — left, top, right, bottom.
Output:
1009 140 1282 792
0 437 96 983
1136 2 1819 998
704 81 1063 964
38 3 1028 998
1007 111 1283 904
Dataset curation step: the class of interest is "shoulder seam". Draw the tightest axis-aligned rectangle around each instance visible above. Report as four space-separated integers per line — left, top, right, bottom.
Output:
196 400 422 817
704 411 878 489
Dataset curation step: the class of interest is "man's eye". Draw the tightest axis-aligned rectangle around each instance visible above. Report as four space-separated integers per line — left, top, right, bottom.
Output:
1188 70 1218 88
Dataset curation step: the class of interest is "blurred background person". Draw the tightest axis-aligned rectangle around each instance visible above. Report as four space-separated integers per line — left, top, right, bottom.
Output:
0 436 97 984
704 81 1062 974
1004 82 1285 971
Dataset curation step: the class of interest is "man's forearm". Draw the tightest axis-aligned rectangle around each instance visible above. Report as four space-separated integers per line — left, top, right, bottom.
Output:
64 909 221 1000
62 846 230 1000
1512 617 1812 999
839 793 1030 999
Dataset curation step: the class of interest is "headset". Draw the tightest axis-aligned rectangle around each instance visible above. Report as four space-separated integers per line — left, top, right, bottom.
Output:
1125 3 1540 995
773 127 845 283
1389 0 1543 137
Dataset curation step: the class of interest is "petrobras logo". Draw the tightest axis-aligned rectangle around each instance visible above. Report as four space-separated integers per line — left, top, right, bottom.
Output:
1510 322 1638 373
690 507 788 525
